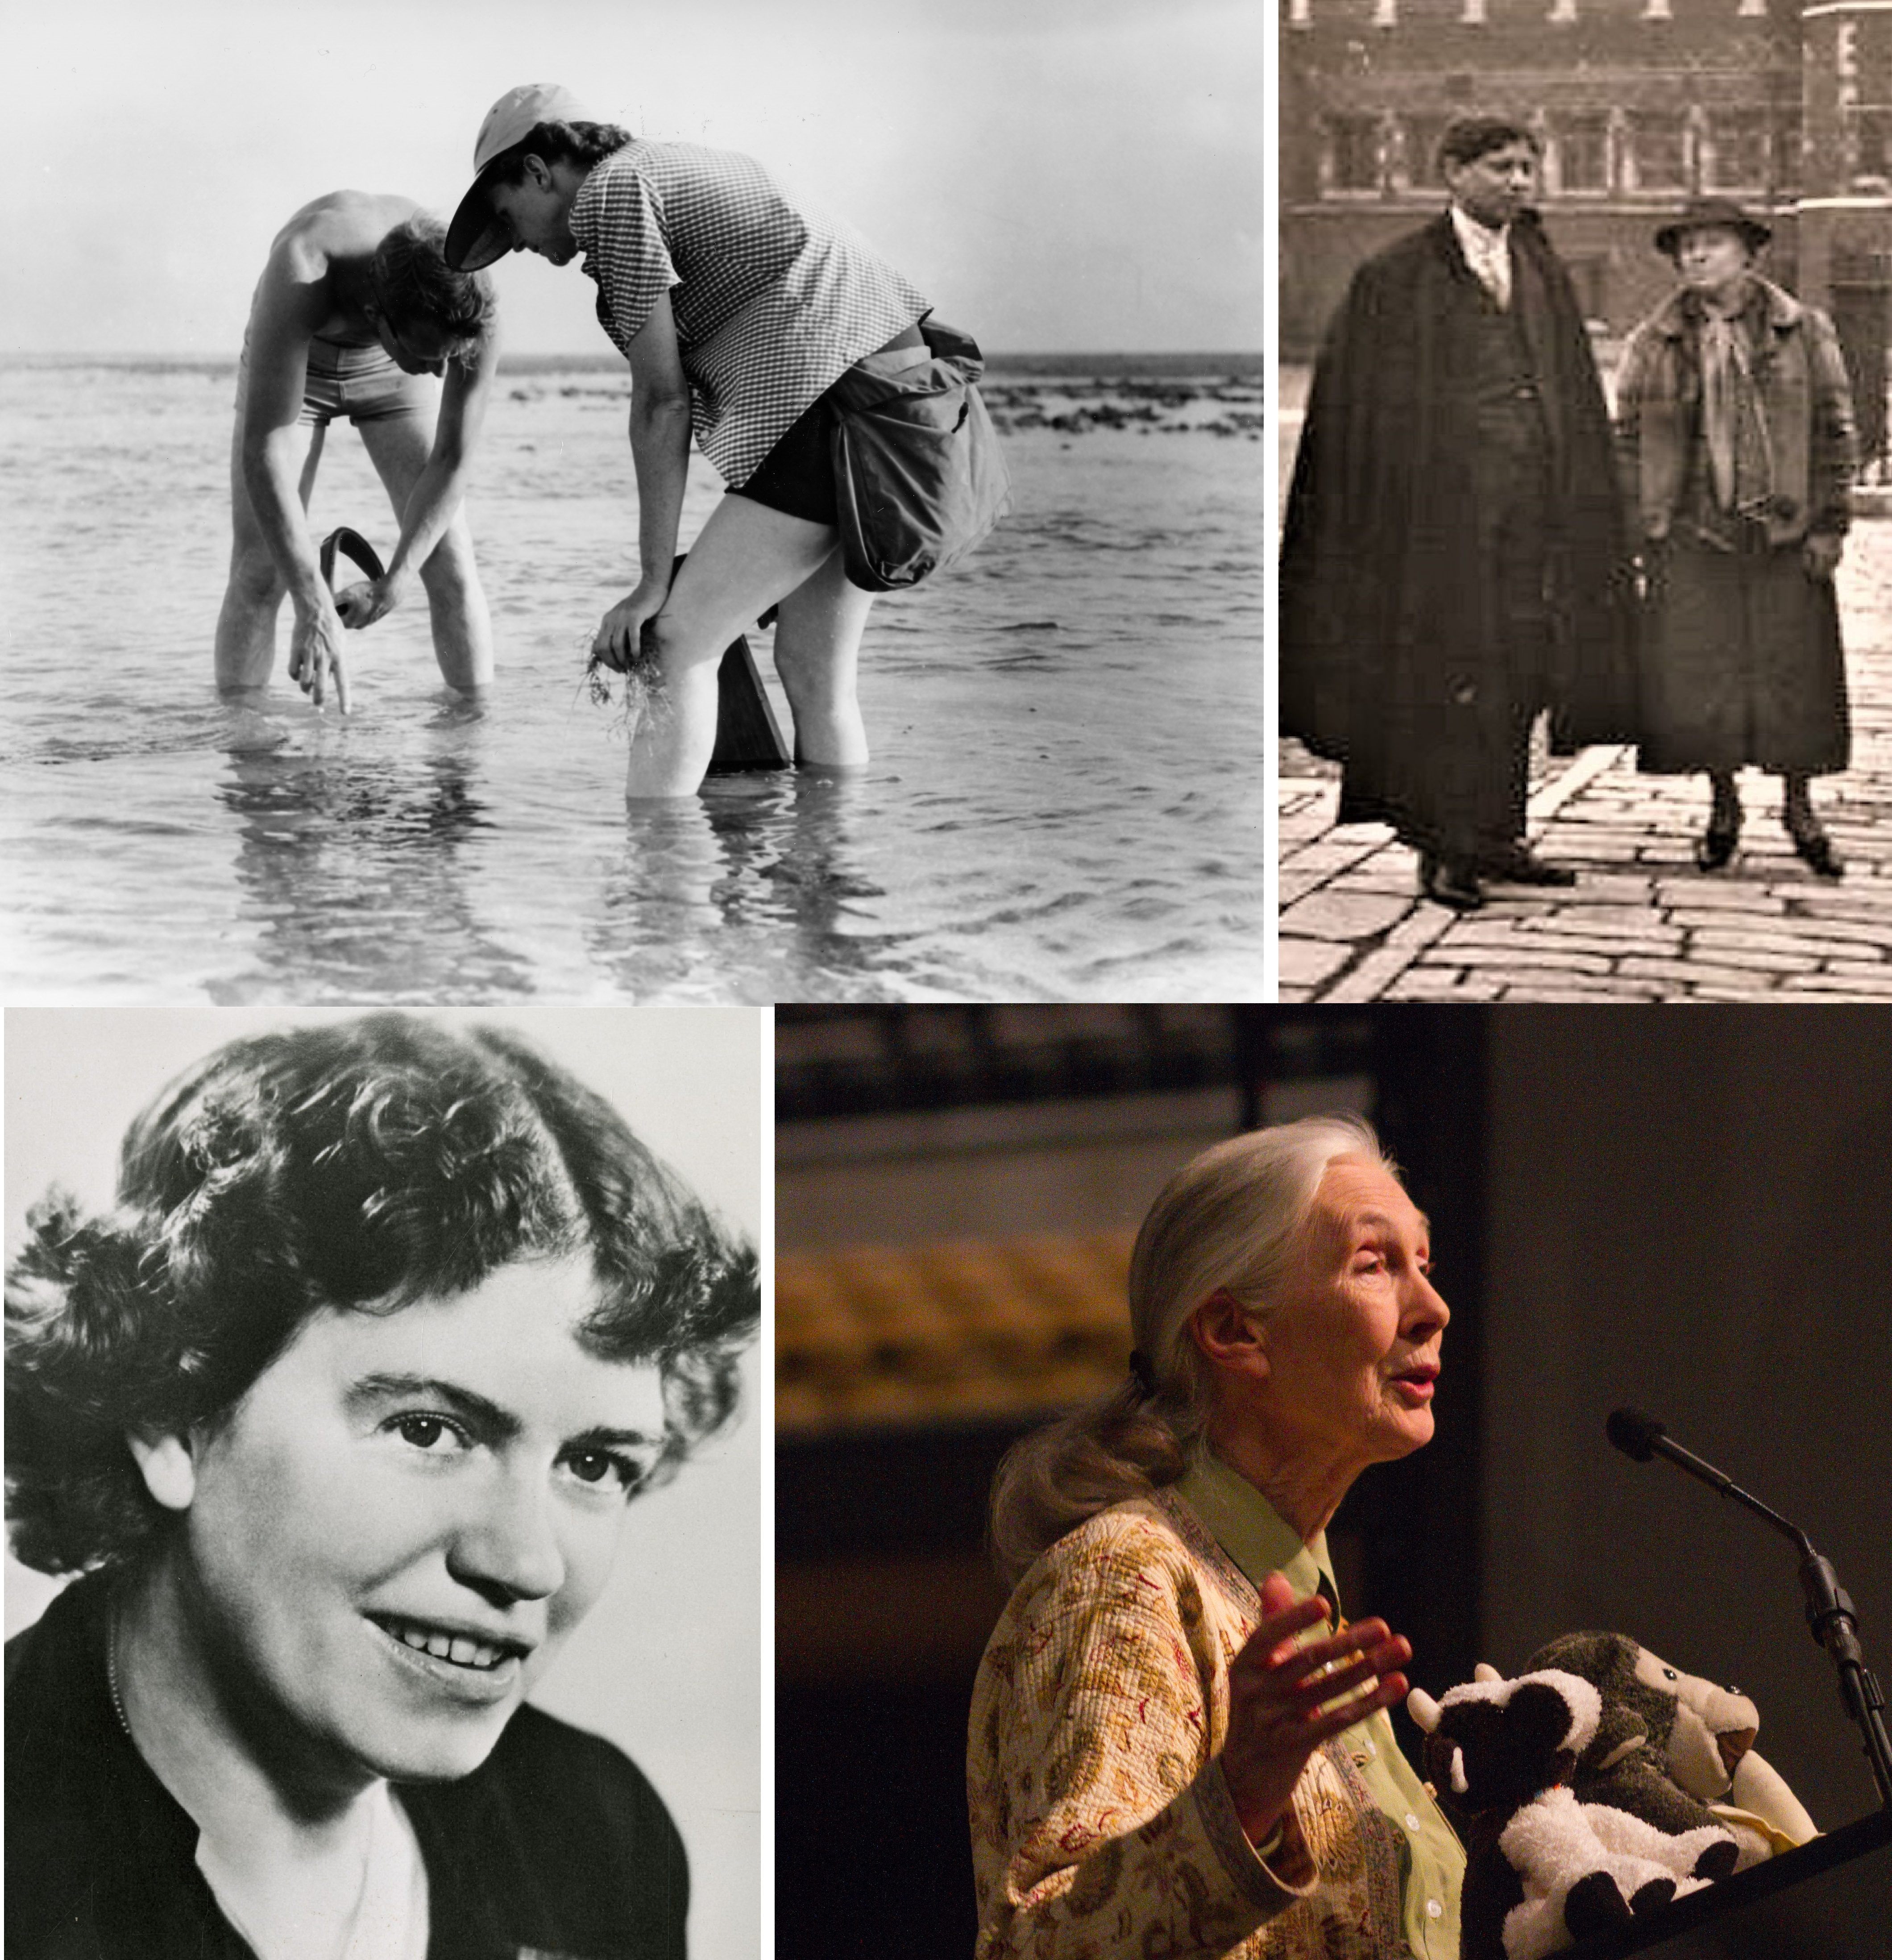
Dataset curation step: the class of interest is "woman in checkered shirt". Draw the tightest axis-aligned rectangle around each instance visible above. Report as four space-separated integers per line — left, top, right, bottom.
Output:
448 85 935 797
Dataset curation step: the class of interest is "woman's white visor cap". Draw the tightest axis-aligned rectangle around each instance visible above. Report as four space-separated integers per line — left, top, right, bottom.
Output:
447 83 590 271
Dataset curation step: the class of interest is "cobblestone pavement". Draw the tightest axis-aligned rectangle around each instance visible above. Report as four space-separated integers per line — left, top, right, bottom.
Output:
1278 511 1892 1002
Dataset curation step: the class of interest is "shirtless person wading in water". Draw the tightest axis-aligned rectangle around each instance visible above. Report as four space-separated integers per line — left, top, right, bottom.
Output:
216 195 499 712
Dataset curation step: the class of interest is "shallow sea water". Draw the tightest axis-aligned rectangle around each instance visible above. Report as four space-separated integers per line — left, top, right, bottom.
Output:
0 361 1263 1002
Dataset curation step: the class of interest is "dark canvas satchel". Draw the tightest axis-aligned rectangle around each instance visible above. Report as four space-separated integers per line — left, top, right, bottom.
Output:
827 319 1012 591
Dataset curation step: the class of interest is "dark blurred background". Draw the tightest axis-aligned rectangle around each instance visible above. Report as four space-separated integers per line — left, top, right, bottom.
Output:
776 1005 1892 1960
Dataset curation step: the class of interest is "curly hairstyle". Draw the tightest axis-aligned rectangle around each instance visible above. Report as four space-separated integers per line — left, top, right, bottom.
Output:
480 119 635 189
367 215 494 354
5 1014 759 1578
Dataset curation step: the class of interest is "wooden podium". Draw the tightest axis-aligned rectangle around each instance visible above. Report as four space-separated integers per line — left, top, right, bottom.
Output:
1571 1806 1892 1958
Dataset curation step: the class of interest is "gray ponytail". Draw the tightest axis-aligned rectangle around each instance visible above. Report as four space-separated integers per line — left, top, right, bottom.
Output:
987 1115 1389 1585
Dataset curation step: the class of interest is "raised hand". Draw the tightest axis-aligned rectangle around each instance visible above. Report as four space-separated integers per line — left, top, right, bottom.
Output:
1220 1571 1412 1847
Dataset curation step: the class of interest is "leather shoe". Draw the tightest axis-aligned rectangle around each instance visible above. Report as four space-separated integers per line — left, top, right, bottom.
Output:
1786 815 1844 880
1419 853 1485 911
1483 845 1577 888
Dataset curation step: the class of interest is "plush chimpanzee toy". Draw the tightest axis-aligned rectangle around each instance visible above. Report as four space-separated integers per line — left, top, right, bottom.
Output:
1409 1669 1739 1960
1524 1632 1816 1869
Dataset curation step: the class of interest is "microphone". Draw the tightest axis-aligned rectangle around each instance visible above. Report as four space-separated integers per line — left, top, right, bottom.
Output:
1604 1407 1663 1462
1606 1407 1892 1807
1606 1407 1804 1541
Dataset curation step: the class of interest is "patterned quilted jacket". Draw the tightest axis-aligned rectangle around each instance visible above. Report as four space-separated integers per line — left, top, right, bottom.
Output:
969 1491 1425 1960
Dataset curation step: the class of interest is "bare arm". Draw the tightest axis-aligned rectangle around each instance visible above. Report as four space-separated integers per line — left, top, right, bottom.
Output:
339 319 502 627
593 288 694 672
241 240 352 709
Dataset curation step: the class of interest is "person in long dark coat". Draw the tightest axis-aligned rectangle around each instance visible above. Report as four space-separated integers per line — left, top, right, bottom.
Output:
1281 119 1634 910
1614 198 1857 879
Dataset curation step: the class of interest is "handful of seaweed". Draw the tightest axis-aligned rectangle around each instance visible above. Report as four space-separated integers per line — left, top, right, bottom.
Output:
579 620 665 730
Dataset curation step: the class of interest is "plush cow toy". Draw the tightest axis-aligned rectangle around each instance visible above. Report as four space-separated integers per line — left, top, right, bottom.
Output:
1524 1632 1817 1869
1408 1669 1740 1960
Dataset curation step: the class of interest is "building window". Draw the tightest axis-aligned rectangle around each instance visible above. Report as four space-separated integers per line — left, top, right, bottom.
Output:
1855 108 1892 184
1401 116 1450 187
1626 113 1687 189
1327 116 1384 193
1557 115 1612 191
1708 112 1768 188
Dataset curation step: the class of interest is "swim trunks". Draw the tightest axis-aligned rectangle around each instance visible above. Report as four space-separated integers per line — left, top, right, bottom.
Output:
298 336 436 428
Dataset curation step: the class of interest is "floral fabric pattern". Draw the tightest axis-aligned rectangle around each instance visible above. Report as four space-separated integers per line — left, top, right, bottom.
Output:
969 1493 1410 1960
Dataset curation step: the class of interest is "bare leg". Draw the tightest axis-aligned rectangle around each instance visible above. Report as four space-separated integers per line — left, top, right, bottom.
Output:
772 548 875 766
215 386 324 693
358 413 494 690
627 495 838 798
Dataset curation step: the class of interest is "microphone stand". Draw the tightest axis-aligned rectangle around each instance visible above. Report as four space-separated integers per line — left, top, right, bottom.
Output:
1616 1419 1892 1810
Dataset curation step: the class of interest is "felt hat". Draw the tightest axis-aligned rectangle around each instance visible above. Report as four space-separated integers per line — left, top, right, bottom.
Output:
446 83 589 271
1653 197 1772 260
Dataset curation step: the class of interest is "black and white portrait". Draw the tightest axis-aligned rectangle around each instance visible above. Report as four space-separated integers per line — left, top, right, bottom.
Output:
4 1007 762 1960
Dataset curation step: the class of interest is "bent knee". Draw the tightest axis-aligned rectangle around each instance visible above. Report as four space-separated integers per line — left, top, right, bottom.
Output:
644 608 730 678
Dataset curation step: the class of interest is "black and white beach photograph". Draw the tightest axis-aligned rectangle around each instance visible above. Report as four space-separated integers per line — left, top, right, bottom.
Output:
4 1006 762 1960
0 0 1263 1005
1276 1 1892 1000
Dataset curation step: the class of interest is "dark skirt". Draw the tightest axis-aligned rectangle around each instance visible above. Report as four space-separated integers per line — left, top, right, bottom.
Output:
1636 533 1850 776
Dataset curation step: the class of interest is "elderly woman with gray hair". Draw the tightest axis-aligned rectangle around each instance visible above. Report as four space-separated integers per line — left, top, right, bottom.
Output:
969 1117 1464 1960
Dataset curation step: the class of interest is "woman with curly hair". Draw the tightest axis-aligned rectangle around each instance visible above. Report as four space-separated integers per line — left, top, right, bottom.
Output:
5 1013 759 1960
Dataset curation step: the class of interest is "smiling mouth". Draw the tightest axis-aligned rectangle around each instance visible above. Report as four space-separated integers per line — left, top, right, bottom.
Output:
368 1613 528 1673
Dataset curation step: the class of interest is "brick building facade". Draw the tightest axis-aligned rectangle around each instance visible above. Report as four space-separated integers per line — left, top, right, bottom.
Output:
1281 0 1891 461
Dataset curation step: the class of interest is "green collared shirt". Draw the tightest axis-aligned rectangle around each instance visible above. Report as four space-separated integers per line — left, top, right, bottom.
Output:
1174 1448 1465 1960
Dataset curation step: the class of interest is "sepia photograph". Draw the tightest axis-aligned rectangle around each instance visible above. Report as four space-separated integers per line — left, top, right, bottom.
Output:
4 1005 762 1960
1275 0 1892 1001
0 0 1264 1006
778 1004 1891 1960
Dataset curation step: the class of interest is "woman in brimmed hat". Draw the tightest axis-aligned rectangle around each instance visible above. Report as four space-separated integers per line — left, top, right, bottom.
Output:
1614 196 1859 878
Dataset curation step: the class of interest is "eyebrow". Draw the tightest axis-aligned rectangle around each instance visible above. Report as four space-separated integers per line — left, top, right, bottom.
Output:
1350 1209 1432 1241
345 1373 665 1449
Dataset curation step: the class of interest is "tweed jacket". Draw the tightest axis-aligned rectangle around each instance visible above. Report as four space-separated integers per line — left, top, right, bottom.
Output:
1614 276 1857 549
969 1491 1413 1960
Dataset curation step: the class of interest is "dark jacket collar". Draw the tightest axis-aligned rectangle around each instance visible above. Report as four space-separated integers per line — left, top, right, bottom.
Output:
4 1576 527 1960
